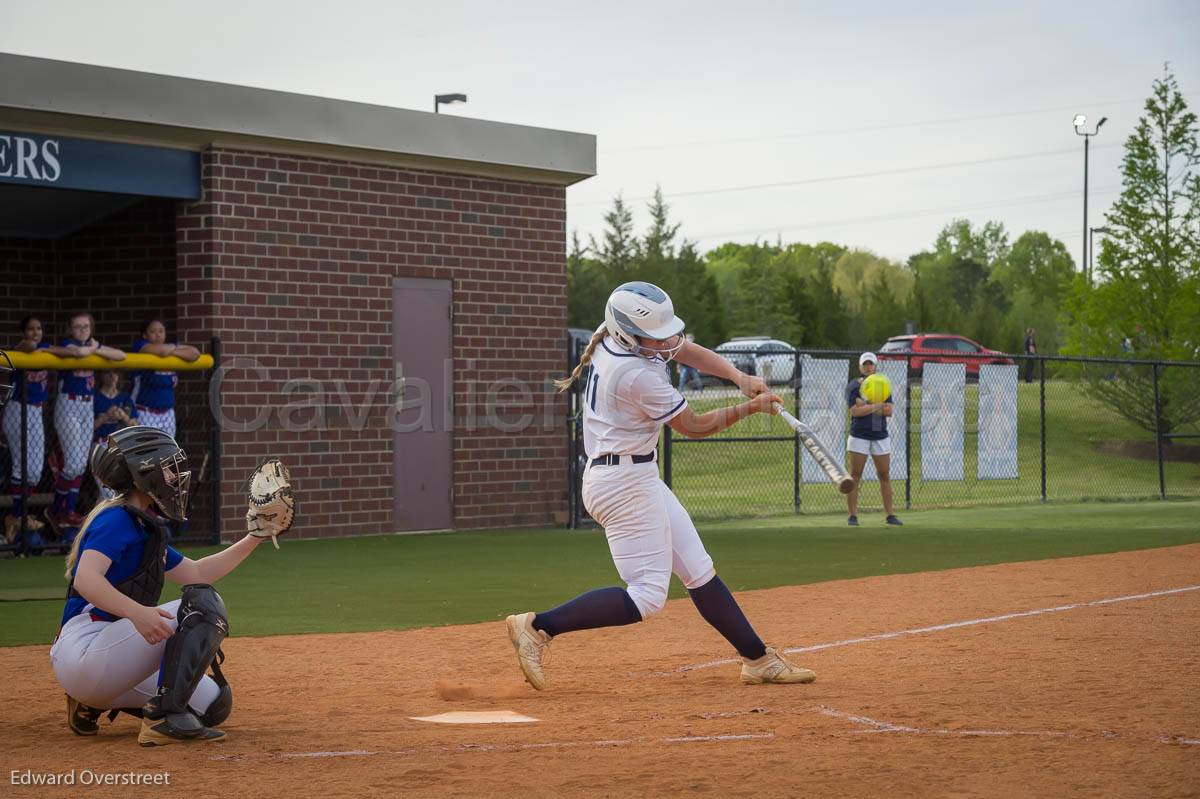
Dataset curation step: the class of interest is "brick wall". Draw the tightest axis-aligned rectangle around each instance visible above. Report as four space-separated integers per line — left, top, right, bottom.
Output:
0 200 177 345
56 199 178 348
180 148 569 540
0 237 57 338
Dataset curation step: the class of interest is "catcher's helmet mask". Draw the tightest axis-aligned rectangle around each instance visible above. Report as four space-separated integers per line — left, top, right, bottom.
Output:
0 349 14 409
92 426 192 521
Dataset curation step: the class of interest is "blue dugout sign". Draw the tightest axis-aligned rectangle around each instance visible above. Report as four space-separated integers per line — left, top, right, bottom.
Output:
0 131 200 199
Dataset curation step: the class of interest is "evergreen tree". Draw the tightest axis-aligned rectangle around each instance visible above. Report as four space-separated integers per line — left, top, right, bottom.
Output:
590 196 638 285
566 233 609 329
1066 66 1200 433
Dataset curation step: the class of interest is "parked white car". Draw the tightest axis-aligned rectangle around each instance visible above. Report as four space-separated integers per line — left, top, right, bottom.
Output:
713 336 809 385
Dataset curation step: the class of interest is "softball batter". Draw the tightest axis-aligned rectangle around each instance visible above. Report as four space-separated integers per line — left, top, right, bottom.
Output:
506 282 816 689
4 317 51 544
46 313 125 528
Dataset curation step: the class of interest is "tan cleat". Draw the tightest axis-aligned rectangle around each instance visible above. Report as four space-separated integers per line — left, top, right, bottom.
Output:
67 695 102 736
505 612 552 690
740 646 816 685
137 714 226 747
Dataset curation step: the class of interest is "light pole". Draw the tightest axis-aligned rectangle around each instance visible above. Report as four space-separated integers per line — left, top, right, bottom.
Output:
1073 114 1107 276
1089 226 1110 284
434 93 467 113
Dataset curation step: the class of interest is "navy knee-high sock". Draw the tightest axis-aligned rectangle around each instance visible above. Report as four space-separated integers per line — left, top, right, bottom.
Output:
532 587 642 638
687 576 767 660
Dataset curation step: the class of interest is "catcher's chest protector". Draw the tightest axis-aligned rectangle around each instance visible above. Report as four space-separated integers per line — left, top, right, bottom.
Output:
67 507 167 612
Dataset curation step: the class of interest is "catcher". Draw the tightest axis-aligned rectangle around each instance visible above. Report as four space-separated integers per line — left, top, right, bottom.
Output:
49 426 295 746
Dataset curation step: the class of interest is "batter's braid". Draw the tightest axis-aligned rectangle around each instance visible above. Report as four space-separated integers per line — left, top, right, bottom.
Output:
554 327 606 392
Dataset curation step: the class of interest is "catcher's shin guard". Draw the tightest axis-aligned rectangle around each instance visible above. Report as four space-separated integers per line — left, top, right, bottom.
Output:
197 650 233 727
143 584 230 735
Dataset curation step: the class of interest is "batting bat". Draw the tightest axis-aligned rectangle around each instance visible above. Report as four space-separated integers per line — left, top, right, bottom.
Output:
772 402 855 494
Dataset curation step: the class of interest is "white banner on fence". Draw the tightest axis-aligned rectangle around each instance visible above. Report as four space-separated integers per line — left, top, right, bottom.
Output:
800 358 849 484
977 363 1019 479
863 359 908 481
920 362 965 481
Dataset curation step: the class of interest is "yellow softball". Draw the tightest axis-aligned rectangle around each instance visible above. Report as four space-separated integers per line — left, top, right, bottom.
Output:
860 373 892 405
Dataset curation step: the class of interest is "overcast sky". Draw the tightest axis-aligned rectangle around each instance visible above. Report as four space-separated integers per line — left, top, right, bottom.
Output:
5 0 1198 266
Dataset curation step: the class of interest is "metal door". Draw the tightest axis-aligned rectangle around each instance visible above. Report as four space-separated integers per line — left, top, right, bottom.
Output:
392 278 453 530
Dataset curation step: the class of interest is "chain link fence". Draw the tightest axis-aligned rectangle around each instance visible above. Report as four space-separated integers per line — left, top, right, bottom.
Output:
1 340 222 556
567 340 1200 526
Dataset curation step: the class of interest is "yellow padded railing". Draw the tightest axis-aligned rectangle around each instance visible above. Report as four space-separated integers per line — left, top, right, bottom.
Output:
2 351 215 371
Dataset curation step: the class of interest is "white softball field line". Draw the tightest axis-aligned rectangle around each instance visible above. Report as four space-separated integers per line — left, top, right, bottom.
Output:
817 706 1072 738
667 584 1200 674
818 706 1200 746
214 732 777 761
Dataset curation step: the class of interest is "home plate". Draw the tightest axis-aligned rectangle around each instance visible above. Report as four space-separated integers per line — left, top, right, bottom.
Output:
410 710 539 725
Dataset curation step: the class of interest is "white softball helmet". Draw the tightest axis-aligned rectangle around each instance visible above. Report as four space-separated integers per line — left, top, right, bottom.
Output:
604 281 686 360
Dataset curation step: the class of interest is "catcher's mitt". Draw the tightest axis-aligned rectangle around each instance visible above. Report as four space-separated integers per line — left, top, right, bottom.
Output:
246 458 295 549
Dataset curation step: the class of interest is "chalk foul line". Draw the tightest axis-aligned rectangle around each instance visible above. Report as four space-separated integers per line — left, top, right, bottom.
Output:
665 584 1200 675
817 706 1071 739
212 732 776 762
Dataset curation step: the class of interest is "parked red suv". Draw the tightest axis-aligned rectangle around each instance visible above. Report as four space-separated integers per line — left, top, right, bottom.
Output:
877 334 1014 378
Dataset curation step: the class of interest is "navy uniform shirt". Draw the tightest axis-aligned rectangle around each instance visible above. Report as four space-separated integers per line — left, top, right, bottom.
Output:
58 338 96 398
130 338 179 410
93 391 138 439
846 378 891 441
14 341 51 404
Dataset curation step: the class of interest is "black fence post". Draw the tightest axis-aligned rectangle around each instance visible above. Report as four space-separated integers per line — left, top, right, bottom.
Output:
575 385 586 526
566 335 575 529
1039 357 1047 503
904 353 912 511
209 336 222 545
793 351 801 514
1152 363 1165 500
18 372 28 554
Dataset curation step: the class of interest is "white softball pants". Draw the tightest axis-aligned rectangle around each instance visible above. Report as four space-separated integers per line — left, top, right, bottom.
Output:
582 460 716 619
50 600 221 713
137 407 176 439
53 396 92 480
3 401 44 483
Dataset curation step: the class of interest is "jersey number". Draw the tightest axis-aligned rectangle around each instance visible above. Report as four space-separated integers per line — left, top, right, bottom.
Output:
586 370 599 411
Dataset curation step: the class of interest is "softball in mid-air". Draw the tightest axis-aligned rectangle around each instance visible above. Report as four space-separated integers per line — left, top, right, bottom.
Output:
860 373 892 404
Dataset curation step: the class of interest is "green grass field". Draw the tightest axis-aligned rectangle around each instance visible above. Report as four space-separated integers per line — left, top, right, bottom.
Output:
2 500 1197 648
668 380 1200 519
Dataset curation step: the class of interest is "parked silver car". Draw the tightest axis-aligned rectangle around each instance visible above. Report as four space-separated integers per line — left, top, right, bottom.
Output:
714 336 809 385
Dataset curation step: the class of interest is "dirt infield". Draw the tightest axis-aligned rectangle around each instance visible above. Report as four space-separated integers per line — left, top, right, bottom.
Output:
4 545 1199 798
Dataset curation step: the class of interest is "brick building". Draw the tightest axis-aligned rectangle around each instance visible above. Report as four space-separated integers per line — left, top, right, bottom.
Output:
0 53 595 541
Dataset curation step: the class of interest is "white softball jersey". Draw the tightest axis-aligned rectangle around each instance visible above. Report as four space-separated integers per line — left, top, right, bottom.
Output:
581 337 688 459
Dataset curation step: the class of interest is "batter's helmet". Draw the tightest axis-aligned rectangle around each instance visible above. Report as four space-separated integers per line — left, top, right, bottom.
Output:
603 281 686 355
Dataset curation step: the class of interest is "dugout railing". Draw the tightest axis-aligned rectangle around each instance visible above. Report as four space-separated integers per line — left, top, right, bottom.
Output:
566 341 1200 527
1 338 222 556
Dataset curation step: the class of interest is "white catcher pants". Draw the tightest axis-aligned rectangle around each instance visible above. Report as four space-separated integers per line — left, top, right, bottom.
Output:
50 600 220 713
582 460 716 619
3 401 44 483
